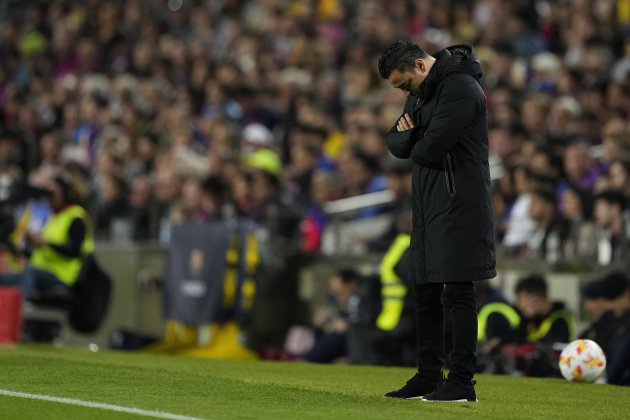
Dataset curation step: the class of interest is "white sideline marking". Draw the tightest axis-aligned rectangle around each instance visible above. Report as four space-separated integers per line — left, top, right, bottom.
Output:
0 389 205 420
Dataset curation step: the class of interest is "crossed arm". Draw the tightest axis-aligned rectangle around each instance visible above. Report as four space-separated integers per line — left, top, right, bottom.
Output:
386 76 479 167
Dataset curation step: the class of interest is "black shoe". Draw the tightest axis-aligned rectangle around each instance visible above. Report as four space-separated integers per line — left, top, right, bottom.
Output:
384 374 442 399
421 379 477 402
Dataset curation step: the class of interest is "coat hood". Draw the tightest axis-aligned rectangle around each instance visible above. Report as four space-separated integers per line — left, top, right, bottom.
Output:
420 44 483 99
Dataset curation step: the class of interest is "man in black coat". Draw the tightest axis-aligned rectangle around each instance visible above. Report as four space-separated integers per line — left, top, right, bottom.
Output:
378 41 496 402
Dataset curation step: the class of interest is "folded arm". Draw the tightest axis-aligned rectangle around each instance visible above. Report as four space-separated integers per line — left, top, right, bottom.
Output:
410 76 478 167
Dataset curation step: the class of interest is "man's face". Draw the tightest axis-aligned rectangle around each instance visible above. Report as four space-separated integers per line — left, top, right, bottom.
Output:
329 275 354 309
594 199 613 228
386 59 430 97
516 292 547 318
583 298 607 320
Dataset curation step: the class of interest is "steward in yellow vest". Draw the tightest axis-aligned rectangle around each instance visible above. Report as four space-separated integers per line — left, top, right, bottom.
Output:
30 204 94 287
515 274 576 343
475 281 521 345
477 302 521 344
0 176 94 299
370 233 416 366
377 234 411 332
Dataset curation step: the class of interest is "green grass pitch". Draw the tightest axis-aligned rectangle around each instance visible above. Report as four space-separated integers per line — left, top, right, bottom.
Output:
0 345 628 419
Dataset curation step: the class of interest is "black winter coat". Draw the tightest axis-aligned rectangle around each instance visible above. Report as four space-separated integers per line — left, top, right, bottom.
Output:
387 45 496 285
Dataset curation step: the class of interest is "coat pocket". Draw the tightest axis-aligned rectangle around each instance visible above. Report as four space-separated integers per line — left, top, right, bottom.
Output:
444 152 456 198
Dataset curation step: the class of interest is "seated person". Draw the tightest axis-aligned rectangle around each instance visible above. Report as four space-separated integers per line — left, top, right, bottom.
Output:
475 281 521 374
508 274 577 377
476 281 521 346
579 272 628 361
0 175 94 300
595 272 630 385
303 268 361 363
514 274 576 344
607 333 630 386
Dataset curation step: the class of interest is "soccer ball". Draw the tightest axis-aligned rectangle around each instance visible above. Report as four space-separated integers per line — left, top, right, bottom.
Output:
558 339 607 383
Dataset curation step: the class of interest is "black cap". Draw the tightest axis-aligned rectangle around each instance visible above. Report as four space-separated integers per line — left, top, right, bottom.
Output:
583 272 629 300
582 279 604 300
600 272 629 299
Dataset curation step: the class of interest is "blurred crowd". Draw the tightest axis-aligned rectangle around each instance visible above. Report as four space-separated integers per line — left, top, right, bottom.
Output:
2 0 630 267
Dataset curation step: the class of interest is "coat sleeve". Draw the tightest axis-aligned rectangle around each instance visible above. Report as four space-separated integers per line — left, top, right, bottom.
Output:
386 125 419 159
386 97 420 159
410 75 479 167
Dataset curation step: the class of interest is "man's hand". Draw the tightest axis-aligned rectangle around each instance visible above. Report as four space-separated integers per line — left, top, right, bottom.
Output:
27 232 46 247
396 113 415 132
332 318 348 333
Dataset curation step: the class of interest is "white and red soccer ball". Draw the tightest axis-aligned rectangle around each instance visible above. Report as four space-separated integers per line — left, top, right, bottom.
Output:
559 339 607 383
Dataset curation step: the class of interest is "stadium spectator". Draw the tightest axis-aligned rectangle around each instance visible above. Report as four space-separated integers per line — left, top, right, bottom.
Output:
93 174 131 240
366 156 412 253
560 140 603 193
599 117 629 170
502 166 538 254
128 174 160 241
608 158 630 205
593 189 629 265
300 170 341 255
287 136 323 208
153 168 182 243
337 146 388 219
30 131 63 182
244 149 301 243
241 122 276 157
526 185 568 263
199 174 232 222
242 148 302 349
559 184 597 261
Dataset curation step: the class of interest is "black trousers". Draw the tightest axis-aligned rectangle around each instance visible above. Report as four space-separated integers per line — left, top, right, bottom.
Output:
414 282 477 384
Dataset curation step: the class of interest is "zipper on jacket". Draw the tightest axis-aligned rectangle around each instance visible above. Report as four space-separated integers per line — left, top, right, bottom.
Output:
444 152 456 198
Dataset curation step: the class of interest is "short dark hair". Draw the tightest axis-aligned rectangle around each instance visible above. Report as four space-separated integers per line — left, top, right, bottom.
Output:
531 185 557 207
202 174 229 196
378 40 429 79
52 173 77 204
515 274 548 298
583 271 629 300
595 189 626 210
336 268 361 285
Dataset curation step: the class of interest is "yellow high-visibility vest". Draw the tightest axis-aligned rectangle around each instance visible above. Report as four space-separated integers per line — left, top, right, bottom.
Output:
30 205 94 286
477 302 521 343
376 234 410 331
526 309 576 342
